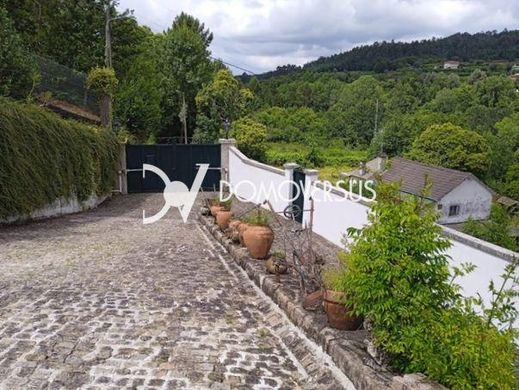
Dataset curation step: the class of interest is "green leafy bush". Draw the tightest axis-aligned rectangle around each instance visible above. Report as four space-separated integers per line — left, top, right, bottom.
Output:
86 67 118 96
0 7 38 98
335 183 518 389
231 118 267 160
465 204 519 252
0 98 119 218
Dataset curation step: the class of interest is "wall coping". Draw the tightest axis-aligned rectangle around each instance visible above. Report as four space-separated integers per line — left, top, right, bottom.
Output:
229 146 285 177
312 181 375 208
441 225 518 262
229 145 518 264
313 181 518 263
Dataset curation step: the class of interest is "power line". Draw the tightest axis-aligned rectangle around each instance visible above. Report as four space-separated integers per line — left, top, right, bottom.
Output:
210 56 257 75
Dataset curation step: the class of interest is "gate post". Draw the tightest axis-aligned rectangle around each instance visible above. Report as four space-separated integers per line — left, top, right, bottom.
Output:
302 169 319 227
219 138 236 191
283 163 299 202
119 144 128 195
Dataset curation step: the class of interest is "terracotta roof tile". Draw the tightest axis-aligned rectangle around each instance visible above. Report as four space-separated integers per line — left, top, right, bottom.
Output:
381 157 486 201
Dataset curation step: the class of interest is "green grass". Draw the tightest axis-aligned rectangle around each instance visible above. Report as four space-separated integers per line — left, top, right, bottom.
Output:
264 141 367 182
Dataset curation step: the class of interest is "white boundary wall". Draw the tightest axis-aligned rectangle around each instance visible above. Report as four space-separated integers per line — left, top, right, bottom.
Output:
0 194 108 225
228 146 292 213
223 143 518 314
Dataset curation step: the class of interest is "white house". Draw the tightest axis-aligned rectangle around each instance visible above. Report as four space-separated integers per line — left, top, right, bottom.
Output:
443 60 460 70
344 157 494 224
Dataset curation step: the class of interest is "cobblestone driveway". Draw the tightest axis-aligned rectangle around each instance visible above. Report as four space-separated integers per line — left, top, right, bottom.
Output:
0 195 352 390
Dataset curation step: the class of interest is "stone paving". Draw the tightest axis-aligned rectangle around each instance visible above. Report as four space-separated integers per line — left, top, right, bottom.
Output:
0 194 352 389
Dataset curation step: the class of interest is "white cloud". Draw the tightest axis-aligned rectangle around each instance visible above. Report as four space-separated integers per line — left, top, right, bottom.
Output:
118 0 519 74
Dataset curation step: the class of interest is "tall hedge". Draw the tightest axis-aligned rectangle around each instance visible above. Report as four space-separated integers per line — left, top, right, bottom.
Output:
0 98 119 219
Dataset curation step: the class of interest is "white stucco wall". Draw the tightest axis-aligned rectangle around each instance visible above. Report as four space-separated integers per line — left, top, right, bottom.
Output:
0 194 108 225
438 178 493 224
228 147 291 213
225 146 517 323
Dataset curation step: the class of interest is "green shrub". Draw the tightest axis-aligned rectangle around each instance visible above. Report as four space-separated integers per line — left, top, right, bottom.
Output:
465 204 519 252
86 67 118 96
243 210 270 226
231 118 267 160
336 183 518 389
0 7 38 98
0 98 119 218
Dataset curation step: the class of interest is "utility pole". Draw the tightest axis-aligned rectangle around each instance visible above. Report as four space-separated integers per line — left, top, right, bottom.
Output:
105 1 112 68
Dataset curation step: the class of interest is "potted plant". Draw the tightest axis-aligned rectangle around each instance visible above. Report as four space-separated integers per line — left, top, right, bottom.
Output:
242 210 274 259
227 219 242 243
209 199 225 217
237 220 250 246
215 199 233 230
321 267 362 330
266 250 288 275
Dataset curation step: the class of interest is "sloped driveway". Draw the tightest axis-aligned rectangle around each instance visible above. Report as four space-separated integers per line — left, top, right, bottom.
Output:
0 194 350 389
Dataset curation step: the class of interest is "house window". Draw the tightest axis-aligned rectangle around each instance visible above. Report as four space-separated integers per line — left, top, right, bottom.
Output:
448 205 460 216
437 204 443 210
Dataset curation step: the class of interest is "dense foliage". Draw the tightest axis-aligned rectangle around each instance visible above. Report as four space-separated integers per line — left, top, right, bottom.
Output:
334 184 518 389
0 7 36 98
87 67 118 96
0 99 119 218
408 123 490 176
231 118 268 160
0 0 150 76
194 69 254 143
465 205 519 252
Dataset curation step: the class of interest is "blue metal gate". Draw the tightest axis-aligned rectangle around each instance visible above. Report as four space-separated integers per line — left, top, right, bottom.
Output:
126 144 221 193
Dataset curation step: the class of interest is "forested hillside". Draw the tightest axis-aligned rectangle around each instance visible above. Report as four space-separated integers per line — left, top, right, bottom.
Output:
258 29 519 78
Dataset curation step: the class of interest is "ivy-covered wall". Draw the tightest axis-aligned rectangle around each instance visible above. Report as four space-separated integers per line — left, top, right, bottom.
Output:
0 98 119 219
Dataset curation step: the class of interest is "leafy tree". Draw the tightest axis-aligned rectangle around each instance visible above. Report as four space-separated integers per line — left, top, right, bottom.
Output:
194 68 254 142
2 0 148 75
230 118 267 160
408 123 490 176
326 75 384 146
87 66 118 127
115 37 162 142
160 14 213 139
0 6 37 98
487 113 519 181
171 12 213 47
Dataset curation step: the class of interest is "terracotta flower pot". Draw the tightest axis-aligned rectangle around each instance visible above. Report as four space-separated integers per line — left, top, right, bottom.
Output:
243 225 274 259
228 220 242 243
216 210 233 230
210 205 224 217
237 223 249 246
323 290 362 330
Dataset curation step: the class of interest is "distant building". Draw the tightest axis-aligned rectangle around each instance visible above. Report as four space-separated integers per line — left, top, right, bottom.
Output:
343 157 494 224
511 64 519 73
443 60 460 70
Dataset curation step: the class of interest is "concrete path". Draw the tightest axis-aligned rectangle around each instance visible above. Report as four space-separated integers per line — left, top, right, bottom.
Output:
0 195 350 389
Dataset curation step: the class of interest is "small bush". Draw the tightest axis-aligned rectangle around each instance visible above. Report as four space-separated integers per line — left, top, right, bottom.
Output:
243 210 270 226
86 67 118 96
0 98 119 218
335 183 518 389
231 117 267 160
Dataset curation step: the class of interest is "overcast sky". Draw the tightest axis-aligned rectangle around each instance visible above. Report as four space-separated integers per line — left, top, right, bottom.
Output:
117 0 519 74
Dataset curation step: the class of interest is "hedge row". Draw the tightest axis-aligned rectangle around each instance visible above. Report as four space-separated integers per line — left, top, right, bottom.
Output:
0 98 119 219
